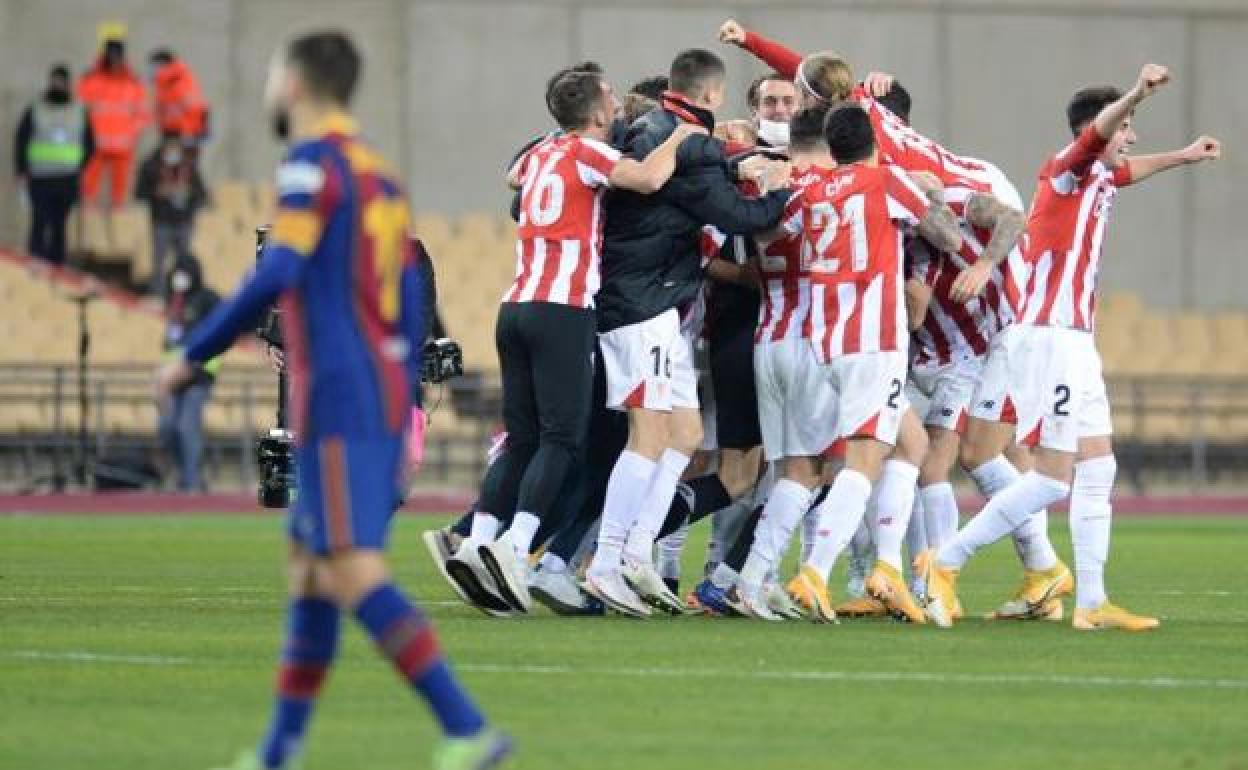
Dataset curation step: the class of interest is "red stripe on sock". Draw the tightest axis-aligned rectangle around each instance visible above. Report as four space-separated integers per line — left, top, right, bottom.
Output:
277 662 329 700
394 626 442 681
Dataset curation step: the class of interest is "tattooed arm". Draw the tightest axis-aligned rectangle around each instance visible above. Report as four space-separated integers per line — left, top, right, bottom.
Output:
916 195 963 255
948 191 1025 302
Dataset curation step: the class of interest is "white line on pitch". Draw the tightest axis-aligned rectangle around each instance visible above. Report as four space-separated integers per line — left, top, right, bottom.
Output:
5 650 191 665
6 651 1245 690
454 663 1248 691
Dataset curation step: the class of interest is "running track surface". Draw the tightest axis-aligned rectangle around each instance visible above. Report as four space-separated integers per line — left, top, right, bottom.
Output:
2 491 1247 516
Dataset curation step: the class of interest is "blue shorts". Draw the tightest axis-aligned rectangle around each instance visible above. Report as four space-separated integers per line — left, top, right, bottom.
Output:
288 435 403 556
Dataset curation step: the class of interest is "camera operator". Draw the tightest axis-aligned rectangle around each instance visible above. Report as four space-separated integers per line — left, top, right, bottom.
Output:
255 236 455 507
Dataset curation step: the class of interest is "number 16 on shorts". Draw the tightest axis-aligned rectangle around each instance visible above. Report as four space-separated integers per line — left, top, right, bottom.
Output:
599 309 699 413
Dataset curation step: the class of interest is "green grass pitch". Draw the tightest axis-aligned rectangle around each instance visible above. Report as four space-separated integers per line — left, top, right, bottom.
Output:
2 513 1246 770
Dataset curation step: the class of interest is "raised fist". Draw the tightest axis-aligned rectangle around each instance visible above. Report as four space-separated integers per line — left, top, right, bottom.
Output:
863 71 896 99
1136 63 1170 98
1182 135 1221 163
718 19 747 46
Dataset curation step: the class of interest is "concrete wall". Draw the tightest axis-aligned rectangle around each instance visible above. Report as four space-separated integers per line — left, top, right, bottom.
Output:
0 0 1244 308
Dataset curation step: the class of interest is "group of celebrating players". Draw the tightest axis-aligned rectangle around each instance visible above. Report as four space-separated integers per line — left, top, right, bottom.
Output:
159 20 1223 770
424 19 1222 632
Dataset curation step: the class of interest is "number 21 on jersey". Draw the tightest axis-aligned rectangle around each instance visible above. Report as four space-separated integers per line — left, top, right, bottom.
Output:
801 194 868 275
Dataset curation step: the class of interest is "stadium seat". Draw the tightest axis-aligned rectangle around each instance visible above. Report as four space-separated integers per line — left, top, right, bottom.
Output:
1099 291 1144 321
414 212 453 256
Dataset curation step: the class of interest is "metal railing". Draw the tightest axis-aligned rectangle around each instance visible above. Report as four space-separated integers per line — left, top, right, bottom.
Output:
3 363 1246 493
0 362 502 490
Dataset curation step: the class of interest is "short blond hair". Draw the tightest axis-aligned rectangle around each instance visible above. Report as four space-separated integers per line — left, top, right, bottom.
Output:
797 52 855 104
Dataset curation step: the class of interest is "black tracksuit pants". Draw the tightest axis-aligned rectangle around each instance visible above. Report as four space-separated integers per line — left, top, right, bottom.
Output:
478 301 596 524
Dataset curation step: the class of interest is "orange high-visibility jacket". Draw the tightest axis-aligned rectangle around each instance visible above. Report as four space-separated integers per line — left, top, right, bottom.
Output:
77 58 148 154
153 58 207 138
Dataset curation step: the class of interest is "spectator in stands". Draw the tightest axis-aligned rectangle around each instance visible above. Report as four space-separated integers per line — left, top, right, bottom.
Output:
149 48 209 147
77 38 148 210
135 133 207 296
13 64 95 266
158 254 220 491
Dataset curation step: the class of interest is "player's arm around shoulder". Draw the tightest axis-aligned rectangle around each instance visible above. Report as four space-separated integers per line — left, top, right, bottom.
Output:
609 122 707 194
894 167 962 254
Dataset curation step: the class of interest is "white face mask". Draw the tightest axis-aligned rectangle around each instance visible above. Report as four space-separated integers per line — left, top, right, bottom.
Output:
756 118 790 148
171 271 191 293
162 148 183 165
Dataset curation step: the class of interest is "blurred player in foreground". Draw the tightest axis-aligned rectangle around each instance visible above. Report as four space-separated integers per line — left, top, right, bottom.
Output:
158 30 510 770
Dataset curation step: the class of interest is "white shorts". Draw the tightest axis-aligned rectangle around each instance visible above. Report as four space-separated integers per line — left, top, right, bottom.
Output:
599 308 699 413
814 349 909 446
755 338 837 461
1007 325 1112 453
909 352 984 433
969 325 1021 425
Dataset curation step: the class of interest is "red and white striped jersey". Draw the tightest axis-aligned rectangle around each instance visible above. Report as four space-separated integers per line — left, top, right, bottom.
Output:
1019 125 1133 331
910 182 1031 366
853 86 992 186
506 133 620 308
680 225 725 342
755 168 822 344
909 240 987 366
783 163 930 361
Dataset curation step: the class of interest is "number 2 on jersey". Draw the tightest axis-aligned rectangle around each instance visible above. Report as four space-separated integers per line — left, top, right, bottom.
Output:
802 194 868 274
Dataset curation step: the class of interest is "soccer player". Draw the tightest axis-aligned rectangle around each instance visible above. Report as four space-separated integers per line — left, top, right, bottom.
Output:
443 68 704 614
919 64 1221 630
718 20 1070 614
780 104 962 622
586 49 790 617
157 32 510 769
727 104 831 618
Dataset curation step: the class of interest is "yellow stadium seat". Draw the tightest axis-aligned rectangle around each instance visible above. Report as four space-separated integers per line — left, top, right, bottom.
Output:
456 212 500 246
1098 291 1144 322
213 181 251 215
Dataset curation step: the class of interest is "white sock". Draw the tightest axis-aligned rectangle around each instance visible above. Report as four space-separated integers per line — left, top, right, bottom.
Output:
739 479 812 589
848 515 874 564
969 455 1058 570
539 551 567 573
504 512 541 556
800 486 828 563
469 512 500 544
938 471 1070 569
710 562 738 590
592 450 657 574
805 469 873 581
710 497 752 567
903 495 926 567
873 459 921 571
624 448 691 563
967 455 1018 497
1071 455 1116 609
1012 509 1058 571
919 482 958 549
656 523 689 581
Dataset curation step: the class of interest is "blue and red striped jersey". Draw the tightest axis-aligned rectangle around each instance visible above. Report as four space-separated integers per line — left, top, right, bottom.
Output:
183 113 426 442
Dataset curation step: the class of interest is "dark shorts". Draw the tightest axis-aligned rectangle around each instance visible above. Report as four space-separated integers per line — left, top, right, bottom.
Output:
709 319 762 450
289 434 403 555
496 301 596 452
